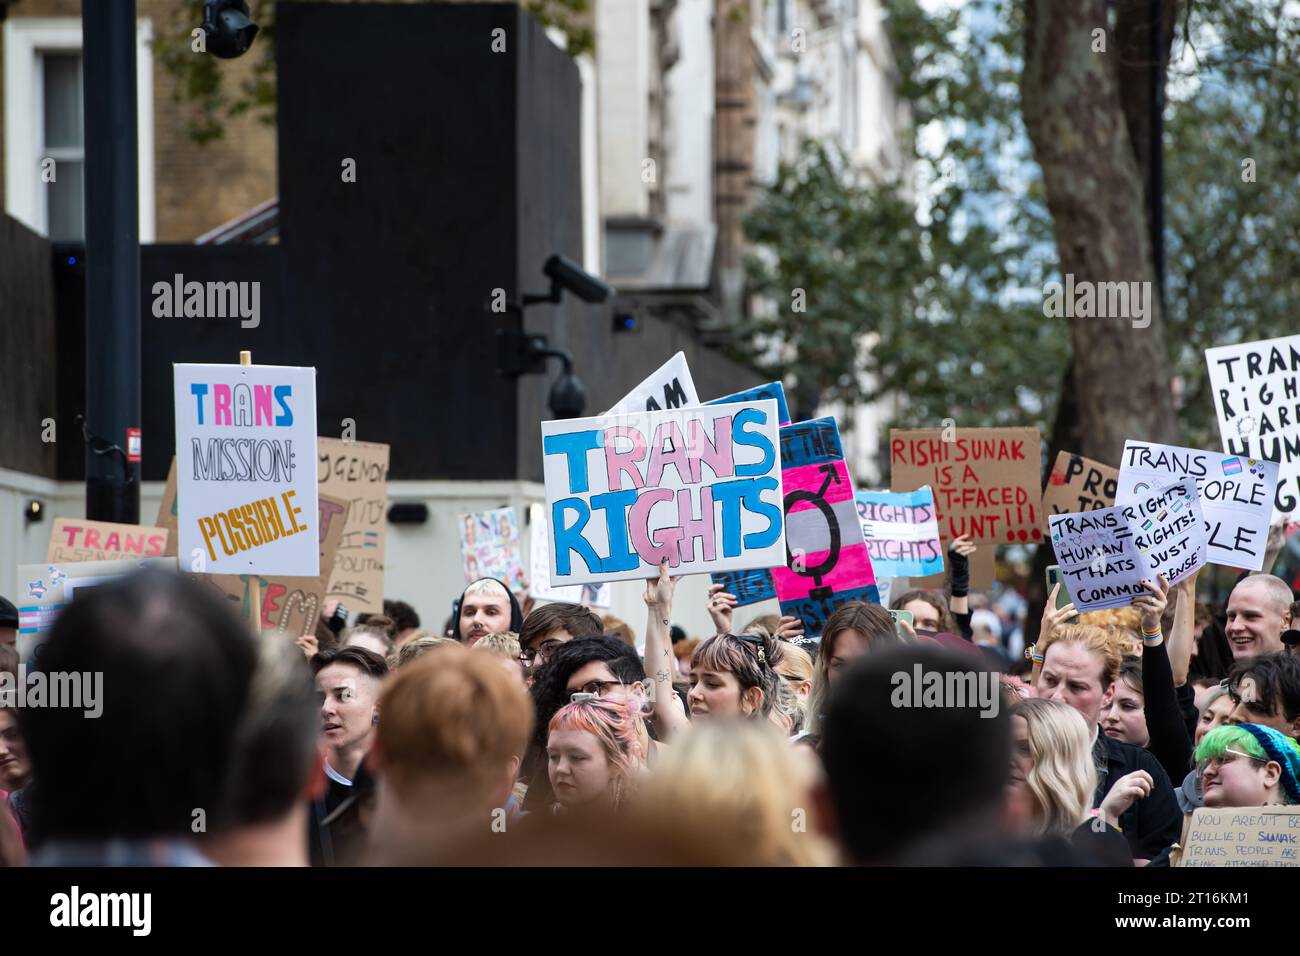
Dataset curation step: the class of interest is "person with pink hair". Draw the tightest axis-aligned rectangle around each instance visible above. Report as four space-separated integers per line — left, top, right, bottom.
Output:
546 697 647 811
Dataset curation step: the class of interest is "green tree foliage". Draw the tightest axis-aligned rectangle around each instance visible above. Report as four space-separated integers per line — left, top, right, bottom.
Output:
739 0 1066 434
154 0 592 144
741 0 1300 448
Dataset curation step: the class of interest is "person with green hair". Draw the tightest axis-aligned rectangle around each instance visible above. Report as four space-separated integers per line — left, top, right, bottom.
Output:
1193 723 1300 809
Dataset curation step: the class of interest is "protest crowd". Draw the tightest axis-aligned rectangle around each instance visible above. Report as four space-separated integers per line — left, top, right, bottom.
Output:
3 356 1300 870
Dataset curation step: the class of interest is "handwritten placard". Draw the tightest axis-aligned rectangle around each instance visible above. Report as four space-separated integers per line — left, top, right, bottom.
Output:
890 427 1043 544
1116 440 1279 571
173 363 319 576
1049 479 1208 611
604 352 699 415
47 518 169 564
317 437 389 615
1206 334 1300 514
1041 451 1118 527
1177 806 1300 867
527 503 611 607
855 487 944 579
542 401 784 585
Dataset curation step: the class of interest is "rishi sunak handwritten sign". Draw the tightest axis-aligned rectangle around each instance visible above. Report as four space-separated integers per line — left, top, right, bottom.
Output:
542 401 784 586
173 363 319 577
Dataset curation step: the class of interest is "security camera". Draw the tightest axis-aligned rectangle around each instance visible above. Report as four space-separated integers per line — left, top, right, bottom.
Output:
548 369 587 419
202 0 259 59
543 255 613 304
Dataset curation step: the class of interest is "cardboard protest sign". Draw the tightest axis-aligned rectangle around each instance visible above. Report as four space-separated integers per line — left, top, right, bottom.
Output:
855 487 944 579
174 363 319 576
542 400 784 586
1041 451 1118 527
712 418 879 636
317 437 389 615
890 427 1043 544
707 381 792 425
16 558 176 662
604 351 699 415
156 458 179 556
195 492 350 637
47 518 169 563
1206 335 1300 515
527 502 611 607
1175 806 1300 867
1049 479 1208 611
1116 440 1279 570
459 507 527 590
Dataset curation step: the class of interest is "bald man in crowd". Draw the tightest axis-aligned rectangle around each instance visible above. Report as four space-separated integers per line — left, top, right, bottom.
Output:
1226 574 1294 660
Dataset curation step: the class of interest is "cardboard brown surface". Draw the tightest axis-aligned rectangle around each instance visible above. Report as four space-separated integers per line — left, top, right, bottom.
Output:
1175 806 1300 867
317 438 389 616
47 518 170 563
1041 451 1118 529
890 427 1043 546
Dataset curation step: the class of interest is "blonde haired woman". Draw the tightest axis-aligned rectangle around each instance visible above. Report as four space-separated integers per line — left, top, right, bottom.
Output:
1006 698 1096 836
630 719 836 866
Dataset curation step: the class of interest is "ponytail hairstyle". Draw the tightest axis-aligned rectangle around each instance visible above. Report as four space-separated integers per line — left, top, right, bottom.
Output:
690 631 784 718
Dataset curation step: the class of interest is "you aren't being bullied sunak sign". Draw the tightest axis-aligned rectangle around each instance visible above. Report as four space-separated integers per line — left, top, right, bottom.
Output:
174 363 320 577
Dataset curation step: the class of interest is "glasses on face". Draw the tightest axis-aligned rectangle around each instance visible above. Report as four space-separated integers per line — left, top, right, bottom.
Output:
521 638 562 664
571 678 624 698
1196 748 1264 778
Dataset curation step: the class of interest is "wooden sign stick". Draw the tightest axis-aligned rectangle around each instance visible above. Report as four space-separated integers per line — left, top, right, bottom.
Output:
239 350 262 635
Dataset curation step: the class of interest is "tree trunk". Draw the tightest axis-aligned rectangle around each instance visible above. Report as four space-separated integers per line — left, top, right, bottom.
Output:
1021 0 1182 465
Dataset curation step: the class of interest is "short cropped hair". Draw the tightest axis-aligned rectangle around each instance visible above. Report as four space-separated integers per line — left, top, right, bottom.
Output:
391 635 459 670
1232 574 1294 615
377 646 533 795
473 631 522 660
519 603 603 650
310 645 389 681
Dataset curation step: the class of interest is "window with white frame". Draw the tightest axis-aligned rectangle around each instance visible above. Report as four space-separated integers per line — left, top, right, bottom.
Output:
3 17 155 242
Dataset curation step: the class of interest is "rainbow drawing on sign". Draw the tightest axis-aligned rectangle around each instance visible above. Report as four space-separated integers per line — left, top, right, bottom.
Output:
1222 457 1243 475
1157 509 1168 521
26 580 46 598
1140 519 1153 532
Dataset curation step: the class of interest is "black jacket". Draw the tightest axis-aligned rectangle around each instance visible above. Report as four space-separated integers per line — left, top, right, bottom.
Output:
1092 732 1182 861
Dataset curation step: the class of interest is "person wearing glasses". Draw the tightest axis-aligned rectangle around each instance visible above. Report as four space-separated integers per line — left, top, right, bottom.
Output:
517 602 603 672
1192 723 1300 809
522 636 656 811
547 696 647 812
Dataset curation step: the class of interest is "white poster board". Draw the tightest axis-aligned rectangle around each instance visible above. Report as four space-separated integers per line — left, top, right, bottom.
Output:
174 363 320 576
604 351 699 415
1116 440 1279 571
1206 334 1300 515
541 400 785 586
